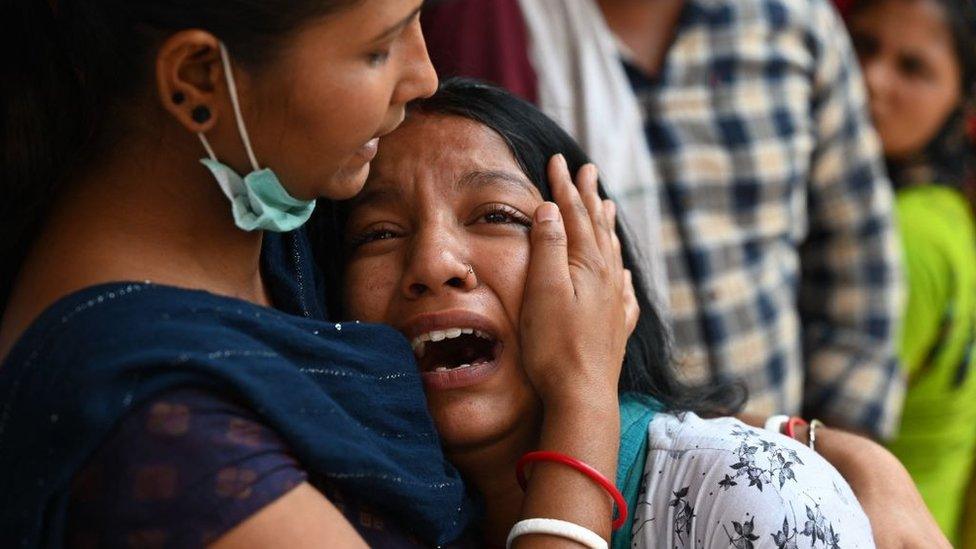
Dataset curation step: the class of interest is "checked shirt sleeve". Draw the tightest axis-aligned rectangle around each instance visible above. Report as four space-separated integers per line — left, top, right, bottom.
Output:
797 0 905 439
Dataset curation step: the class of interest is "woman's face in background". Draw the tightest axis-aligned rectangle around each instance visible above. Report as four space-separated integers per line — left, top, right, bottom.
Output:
848 0 962 159
230 0 437 201
341 114 543 451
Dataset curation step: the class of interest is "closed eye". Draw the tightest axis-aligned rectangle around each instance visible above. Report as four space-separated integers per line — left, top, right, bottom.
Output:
347 224 402 249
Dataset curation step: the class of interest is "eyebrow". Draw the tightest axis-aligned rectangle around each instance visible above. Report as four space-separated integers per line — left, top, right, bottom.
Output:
455 169 540 198
347 184 404 210
370 2 425 43
349 168 538 211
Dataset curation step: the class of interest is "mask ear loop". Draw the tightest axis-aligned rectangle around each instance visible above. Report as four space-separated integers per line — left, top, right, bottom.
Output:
197 41 262 172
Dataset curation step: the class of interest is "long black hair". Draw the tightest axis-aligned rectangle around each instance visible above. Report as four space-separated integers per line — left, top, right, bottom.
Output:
313 78 745 416
0 0 358 312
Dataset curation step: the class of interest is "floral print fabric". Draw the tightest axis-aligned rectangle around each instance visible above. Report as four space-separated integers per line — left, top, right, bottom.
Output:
630 413 874 548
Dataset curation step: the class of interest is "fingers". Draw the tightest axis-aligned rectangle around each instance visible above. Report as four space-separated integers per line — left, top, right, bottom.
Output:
576 163 613 261
623 269 640 334
547 155 599 265
604 200 624 274
525 201 572 299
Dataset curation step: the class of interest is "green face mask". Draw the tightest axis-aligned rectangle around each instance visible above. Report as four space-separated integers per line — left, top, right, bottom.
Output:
197 42 315 233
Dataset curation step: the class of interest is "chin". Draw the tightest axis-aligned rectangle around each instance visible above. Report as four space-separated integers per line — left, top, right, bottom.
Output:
428 390 539 452
324 162 372 201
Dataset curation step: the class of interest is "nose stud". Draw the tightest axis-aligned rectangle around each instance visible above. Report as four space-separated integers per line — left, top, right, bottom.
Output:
464 264 475 279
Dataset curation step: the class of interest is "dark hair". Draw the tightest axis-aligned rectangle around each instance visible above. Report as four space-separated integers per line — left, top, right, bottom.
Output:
849 0 976 203
848 0 976 90
312 78 745 416
0 0 357 312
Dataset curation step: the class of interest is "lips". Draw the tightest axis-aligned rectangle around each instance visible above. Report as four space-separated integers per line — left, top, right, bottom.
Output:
355 137 380 162
399 311 505 391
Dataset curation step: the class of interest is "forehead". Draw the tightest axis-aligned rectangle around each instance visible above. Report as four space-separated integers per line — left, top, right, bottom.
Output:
374 113 521 171
355 113 539 203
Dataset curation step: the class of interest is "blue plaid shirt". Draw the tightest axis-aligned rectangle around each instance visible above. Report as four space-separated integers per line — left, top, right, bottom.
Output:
621 0 905 438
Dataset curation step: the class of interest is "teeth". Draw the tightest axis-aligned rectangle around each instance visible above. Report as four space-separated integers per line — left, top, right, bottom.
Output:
411 339 427 359
409 326 494 358
431 363 473 374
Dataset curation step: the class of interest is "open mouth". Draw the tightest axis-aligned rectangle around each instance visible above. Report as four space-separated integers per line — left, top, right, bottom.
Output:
410 328 500 373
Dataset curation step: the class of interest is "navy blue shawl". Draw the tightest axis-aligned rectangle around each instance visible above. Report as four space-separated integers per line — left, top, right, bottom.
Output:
0 231 474 547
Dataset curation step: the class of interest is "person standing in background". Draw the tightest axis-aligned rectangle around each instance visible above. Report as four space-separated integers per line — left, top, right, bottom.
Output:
423 0 905 439
844 0 976 544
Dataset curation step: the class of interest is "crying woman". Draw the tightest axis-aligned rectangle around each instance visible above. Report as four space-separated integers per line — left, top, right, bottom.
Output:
319 79 877 548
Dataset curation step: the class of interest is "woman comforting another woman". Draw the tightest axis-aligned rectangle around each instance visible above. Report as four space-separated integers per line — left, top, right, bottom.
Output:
0 0 944 546
324 78 878 548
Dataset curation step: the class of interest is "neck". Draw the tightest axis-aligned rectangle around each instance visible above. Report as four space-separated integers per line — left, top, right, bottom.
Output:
0 131 269 356
597 0 686 77
447 417 541 547
67 137 268 292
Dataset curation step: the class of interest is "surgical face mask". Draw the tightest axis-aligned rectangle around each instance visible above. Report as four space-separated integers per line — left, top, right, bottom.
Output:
197 42 315 233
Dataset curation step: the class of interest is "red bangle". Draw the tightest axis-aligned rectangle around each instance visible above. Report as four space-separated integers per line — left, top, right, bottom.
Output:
784 417 808 439
516 450 628 531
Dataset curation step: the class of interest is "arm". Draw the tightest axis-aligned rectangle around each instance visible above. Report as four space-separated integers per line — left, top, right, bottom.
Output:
796 424 950 549
797 0 905 439
65 387 370 548
633 415 877 548
736 412 950 548
212 483 367 548
515 157 638 545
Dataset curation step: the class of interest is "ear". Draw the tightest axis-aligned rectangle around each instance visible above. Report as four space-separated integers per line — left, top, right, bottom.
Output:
156 30 225 134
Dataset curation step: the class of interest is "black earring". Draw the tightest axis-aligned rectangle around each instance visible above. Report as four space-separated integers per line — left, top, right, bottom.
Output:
171 92 185 105
191 106 211 124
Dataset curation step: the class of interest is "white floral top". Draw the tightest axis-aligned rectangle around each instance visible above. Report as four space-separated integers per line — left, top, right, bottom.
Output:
631 413 875 548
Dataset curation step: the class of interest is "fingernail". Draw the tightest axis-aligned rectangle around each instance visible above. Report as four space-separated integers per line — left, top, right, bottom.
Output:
537 202 560 222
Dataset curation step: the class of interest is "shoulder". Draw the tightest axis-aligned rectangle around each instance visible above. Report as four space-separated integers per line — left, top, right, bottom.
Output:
4 283 258 362
897 186 973 233
631 413 874 548
66 387 308 547
898 187 975 260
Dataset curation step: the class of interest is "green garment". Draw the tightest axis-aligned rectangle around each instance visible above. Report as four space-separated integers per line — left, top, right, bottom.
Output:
612 393 661 549
887 185 976 546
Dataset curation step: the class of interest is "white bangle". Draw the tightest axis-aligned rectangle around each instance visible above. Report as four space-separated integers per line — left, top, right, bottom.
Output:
764 414 790 434
809 419 825 452
506 518 608 549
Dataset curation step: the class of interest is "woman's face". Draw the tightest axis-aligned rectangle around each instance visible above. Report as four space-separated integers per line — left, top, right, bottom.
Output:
848 0 962 159
235 0 437 201
342 114 543 450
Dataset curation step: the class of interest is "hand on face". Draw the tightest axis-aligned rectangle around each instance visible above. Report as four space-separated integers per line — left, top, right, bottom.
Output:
518 155 638 410
343 115 543 448
342 115 637 449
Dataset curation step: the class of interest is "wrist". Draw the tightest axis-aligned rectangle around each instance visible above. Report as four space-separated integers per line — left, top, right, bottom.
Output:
543 391 620 425
534 363 619 410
